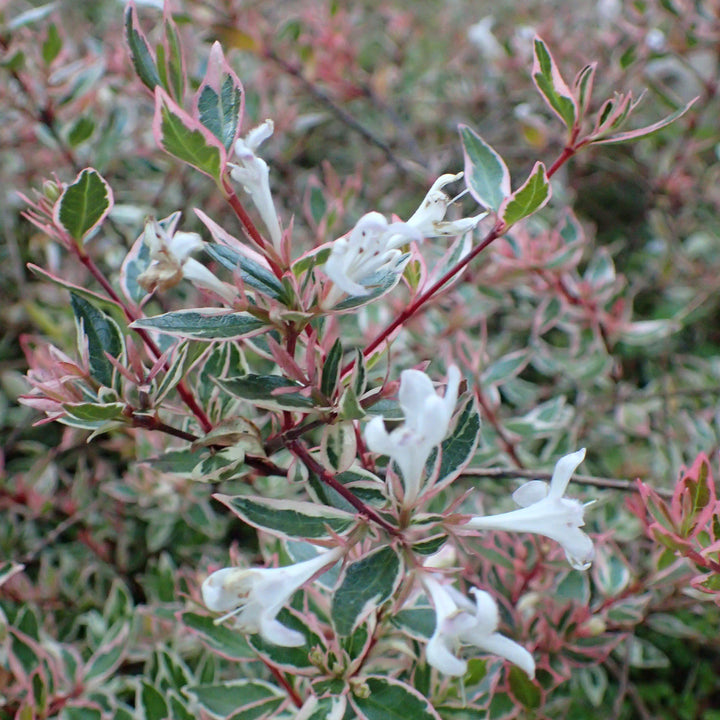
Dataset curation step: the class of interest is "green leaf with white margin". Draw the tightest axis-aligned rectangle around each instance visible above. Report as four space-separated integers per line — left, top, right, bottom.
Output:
186 680 283 719
153 87 225 181
124 3 162 91
508 666 541 709
481 349 531 386
181 612 254 660
62 402 126 422
195 42 244 151
214 495 357 539
333 259 411 311
499 162 551 228
321 338 343 398
214 374 314 411
70 293 124 388
139 681 168 720
590 97 697 145
425 396 481 488
84 622 129 683
332 546 402 636
247 608 326 673
54 168 113 243
459 125 511 212
532 37 578 130
131 309 267 340
204 243 288 301
351 676 441 720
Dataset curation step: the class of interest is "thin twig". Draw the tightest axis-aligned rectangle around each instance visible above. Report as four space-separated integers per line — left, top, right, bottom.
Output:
264 49 423 181
289 440 400 536
459 467 673 498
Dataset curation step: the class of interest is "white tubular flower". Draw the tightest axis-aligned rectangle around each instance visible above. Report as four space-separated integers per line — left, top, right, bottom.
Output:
202 546 344 647
230 119 283 252
465 449 595 570
405 172 487 239
322 211 421 305
365 366 461 505
137 218 235 303
422 573 535 678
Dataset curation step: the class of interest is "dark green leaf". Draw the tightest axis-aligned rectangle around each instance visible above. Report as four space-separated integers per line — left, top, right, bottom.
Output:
205 244 287 301
124 4 161 90
55 168 113 243
427 397 481 486
499 162 551 227
163 13 184 101
132 310 266 340
321 339 343 398
140 681 168 720
508 666 541 708
332 546 402 636
42 23 62 65
215 494 357 539
215 374 314 410
67 116 95 147
186 680 283 718
351 677 441 720
181 612 255 660
532 37 577 129
70 293 124 387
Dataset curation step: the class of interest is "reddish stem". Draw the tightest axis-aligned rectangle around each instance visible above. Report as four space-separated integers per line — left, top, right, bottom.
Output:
343 142 583 375
263 660 303 708
76 250 213 433
289 440 401 536
220 178 285 279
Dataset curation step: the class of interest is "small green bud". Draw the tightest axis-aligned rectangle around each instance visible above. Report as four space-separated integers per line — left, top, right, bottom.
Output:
42 180 61 202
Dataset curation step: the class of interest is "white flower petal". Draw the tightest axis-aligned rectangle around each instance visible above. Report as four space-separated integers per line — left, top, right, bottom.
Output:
471 632 536 678
169 231 203 260
548 448 586 499
259 615 305 647
512 480 549 507
466 449 594 570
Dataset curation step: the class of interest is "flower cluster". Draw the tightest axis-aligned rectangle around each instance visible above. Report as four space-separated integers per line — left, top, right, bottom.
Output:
202 363 594 678
321 173 486 307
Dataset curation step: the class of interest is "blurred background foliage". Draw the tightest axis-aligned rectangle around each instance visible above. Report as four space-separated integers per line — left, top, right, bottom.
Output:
2 0 720 718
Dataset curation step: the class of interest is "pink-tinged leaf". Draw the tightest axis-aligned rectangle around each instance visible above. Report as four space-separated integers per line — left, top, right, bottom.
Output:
673 453 716 540
635 480 676 534
590 97 698 145
53 168 113 244
162 2 185 101
27 264 127 325
194 208 270 269
573 62 597 117
0 561 24 588
124 2 161 91
532 37 578 130
153 87 226 181
499 161 551 228
194 41 244 151
459 124 511 212
84 623 129 683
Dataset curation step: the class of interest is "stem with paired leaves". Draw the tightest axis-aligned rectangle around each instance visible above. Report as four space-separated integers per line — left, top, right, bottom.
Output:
289 440 401 537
